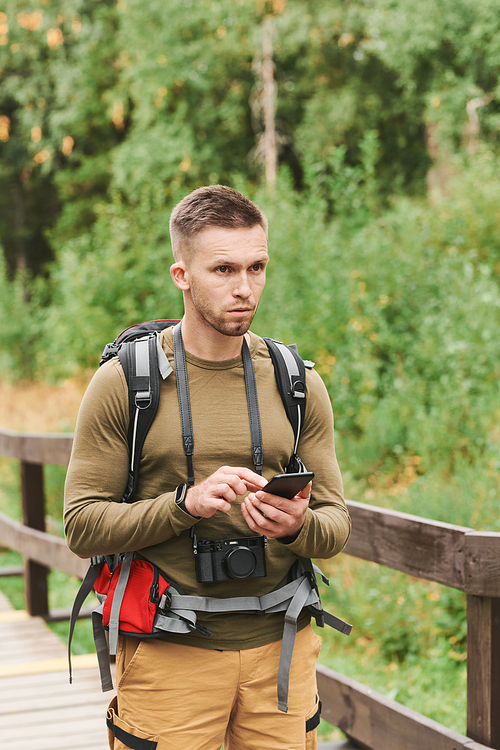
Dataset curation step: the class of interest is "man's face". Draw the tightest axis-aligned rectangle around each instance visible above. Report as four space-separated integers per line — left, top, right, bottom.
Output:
176 224 269 338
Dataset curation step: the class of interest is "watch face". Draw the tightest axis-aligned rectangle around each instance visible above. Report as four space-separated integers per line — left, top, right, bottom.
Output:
175 484 187 503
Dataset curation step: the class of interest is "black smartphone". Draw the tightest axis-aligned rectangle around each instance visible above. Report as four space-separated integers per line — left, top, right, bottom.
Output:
262 472 314 499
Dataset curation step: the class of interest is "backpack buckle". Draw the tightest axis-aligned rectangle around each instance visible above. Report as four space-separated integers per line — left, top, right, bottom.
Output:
159 590 172 611
135 391 152 409
100 343 120 365
292 379 305 399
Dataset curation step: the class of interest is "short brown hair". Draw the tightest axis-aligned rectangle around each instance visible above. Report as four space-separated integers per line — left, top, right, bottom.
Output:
169 185 268 260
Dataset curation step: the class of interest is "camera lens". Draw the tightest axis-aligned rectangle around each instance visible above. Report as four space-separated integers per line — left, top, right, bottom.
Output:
223 546 256 579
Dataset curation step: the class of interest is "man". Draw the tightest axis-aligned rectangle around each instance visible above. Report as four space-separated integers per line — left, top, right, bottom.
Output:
64 185 350 750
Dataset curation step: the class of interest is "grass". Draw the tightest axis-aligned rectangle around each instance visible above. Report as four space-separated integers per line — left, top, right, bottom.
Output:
0 378 489 742
315 555 467 736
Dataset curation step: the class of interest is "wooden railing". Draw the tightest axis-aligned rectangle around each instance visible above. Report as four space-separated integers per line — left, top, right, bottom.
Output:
0 426 499 750
0 428 87 620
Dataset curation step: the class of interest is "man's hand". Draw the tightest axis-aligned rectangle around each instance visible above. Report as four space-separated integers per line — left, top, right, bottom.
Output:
184 466 267 519
241 482 312 539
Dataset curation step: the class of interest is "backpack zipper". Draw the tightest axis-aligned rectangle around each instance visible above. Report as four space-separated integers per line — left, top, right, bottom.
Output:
150 567 160 604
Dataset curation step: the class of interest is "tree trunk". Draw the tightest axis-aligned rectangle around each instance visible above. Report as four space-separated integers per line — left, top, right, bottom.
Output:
261 16 277 186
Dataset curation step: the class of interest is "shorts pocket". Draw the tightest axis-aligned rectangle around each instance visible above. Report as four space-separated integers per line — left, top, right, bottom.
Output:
107 696 159 750
305 695 321 750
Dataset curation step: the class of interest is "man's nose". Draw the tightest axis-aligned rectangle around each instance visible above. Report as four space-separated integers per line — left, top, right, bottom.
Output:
233 272 252 298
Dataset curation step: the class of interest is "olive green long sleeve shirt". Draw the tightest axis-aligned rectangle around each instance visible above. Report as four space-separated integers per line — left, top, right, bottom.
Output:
64 328 350 649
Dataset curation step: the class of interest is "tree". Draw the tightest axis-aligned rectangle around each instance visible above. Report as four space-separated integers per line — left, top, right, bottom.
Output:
0 0 122 275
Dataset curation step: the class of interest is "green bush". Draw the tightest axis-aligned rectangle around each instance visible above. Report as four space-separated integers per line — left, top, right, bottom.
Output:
253 152 500 492
0 254 47 380
39 194 185 378
4 148 500 493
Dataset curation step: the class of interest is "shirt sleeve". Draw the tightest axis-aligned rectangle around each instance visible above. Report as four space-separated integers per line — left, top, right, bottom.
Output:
277 367 351 559
63 359 195 559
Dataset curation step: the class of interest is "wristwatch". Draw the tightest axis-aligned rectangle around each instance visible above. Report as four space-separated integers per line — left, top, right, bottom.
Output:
174 483 200 518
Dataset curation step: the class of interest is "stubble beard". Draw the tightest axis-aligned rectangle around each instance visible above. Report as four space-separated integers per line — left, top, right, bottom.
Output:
190 286 257 338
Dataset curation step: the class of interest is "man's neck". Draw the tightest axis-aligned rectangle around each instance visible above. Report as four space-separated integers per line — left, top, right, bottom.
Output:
180 318 249 361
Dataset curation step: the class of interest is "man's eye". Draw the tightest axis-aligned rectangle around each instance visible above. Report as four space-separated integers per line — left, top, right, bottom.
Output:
252 264 263 271
217 266 228 273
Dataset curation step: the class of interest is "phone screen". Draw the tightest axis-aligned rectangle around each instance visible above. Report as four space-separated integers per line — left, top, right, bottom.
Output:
262 472 314 499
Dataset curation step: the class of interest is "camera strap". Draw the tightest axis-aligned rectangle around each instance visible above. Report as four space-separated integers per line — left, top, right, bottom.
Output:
172 322 264 484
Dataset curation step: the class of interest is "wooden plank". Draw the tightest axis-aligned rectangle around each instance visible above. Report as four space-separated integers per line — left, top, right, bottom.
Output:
0 643 69 666
0 583 113 750
464 533 500 597
0 681 109 713
0 615 67 666
344 500 471 591
0 609 30 622
316 663 493 750
0 565 24 577
2 730 109 750
0 666 114 700
0 427 73 466
0 511 89 578
0 592 20 614
0 604 93 625
2 719 110 749
2 733 109 750
0 668 113 750
467 595 500 749
0 701 108 734
0 653 98 678
44 605 95 623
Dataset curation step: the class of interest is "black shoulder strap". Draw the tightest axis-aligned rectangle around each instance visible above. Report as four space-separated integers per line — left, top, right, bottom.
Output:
119 334 162 503
113 327 311 501
263 338 308 458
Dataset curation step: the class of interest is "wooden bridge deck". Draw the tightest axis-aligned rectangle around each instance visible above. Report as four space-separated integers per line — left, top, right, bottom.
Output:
0 591 115 750
0 590 354 749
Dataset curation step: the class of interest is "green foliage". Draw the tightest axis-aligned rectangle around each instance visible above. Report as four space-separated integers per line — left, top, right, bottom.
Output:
363 0 500 148
278 0 431 194
316 556 468 734
4 0 500 277
0 0 121 273
40 194 184 377
250 150 500 490
110 0 259 202
0 252 46 378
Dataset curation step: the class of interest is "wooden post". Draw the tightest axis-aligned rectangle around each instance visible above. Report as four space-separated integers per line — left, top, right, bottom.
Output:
464 531 500 749
20 460 49 616
466 594 500 749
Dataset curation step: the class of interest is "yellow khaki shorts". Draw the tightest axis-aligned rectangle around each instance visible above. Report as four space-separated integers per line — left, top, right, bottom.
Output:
107 623 322 750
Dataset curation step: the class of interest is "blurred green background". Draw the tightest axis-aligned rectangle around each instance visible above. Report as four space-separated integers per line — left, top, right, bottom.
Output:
1 0 500 740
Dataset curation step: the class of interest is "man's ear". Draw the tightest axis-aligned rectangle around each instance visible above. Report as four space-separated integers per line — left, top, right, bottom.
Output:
170 261 190 291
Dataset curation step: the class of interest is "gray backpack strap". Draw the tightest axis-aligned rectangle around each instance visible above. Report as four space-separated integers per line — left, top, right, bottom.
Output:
119 335 163 503
154 610 198 636
92 604 114 692
241 338 263 475
164 576 321 713
167 576 317 615
173 323 195 487
108 552 133 655
277 575 312 712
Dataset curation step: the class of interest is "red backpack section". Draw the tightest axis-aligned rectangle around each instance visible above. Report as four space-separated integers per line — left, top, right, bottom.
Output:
101 558 170 636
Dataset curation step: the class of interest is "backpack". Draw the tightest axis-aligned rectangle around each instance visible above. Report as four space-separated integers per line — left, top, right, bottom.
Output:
101 319 311 499
68 320 351 714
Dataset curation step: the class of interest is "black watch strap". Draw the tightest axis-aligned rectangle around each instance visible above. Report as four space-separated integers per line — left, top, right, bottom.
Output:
174 484 200 518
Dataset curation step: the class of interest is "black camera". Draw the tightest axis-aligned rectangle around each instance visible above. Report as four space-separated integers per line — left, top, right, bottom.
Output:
195 535 267 583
